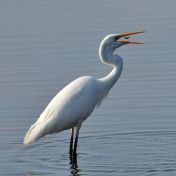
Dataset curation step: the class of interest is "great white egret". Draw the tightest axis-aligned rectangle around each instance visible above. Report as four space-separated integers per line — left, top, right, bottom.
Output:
24 31 144 161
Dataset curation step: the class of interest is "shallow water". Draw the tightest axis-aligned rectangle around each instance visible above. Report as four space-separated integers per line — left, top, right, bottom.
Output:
0 0 176 175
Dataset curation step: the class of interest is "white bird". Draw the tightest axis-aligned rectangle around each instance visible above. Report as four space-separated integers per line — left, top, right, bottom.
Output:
24 31 144 160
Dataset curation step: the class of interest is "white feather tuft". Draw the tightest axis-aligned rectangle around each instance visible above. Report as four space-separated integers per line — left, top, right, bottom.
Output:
23 121 44 144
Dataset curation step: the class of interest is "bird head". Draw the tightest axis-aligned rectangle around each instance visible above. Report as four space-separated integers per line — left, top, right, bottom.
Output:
100 31 145 51
99 31 145 65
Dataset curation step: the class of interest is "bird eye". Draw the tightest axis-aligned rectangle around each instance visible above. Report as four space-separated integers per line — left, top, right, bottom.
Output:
124 35 130 39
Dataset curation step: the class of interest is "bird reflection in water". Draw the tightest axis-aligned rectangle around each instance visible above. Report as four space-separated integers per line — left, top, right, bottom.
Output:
69 153 80 176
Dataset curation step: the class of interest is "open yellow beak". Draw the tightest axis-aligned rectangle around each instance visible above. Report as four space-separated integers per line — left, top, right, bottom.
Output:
118 31 145 44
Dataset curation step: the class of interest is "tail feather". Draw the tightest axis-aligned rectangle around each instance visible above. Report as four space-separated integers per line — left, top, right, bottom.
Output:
23 121 45 144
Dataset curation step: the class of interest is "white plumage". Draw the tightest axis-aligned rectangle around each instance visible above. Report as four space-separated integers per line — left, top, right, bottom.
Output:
24 76 101 144
24 31 144 159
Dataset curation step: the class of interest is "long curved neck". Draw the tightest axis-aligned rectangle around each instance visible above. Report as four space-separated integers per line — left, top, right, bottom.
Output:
98 46 123 93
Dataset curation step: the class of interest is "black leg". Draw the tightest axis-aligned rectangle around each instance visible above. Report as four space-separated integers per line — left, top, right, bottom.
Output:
69 123 82 164
73 125 81 158
69 127 74 155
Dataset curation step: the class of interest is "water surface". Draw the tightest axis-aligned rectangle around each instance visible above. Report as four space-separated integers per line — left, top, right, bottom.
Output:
0 1 176 175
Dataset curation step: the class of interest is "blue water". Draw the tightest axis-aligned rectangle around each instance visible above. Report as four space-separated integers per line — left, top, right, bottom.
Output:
0 1 176 175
